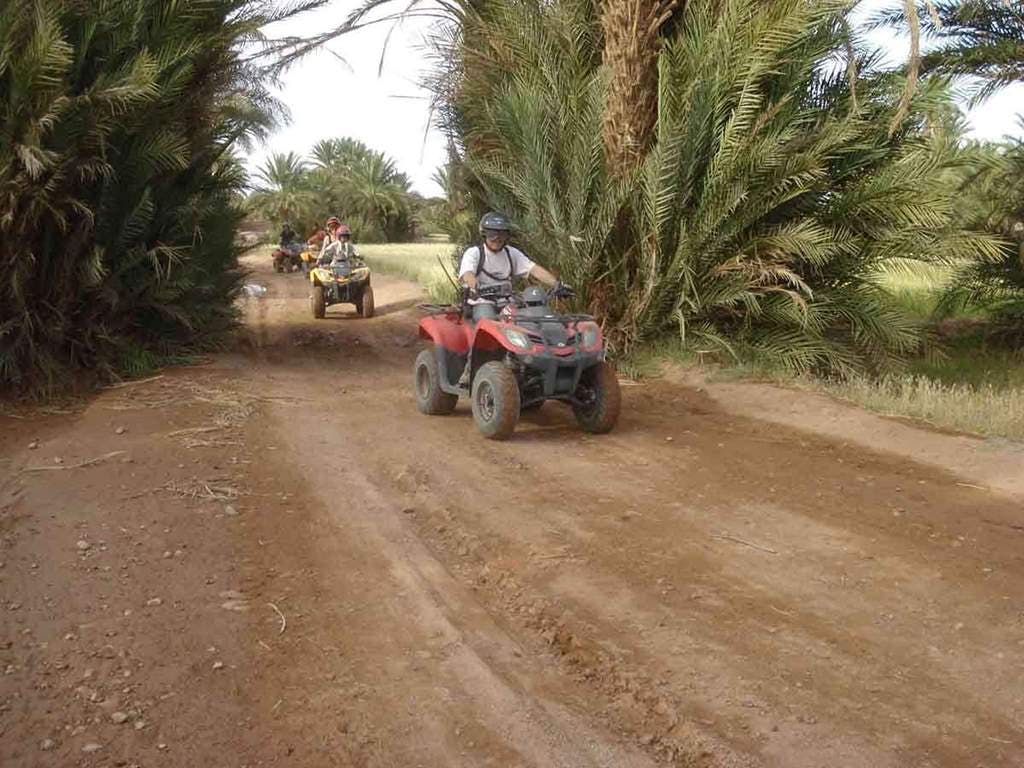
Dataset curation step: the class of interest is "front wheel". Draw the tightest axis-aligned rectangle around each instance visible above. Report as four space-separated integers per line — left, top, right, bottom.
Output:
311 285 326 319
357 285 375 318
414 347 458 415
572 361 621 434
471 362 520 440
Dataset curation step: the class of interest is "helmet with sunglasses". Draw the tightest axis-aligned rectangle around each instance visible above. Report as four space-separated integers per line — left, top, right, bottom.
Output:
478 211 512 237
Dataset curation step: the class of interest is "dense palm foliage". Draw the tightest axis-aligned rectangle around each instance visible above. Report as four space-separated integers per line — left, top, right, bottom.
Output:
5 0 1021 392
422 0 1000 370
939 127 1024 339
874 1 1024 343
0 0 297 393
249 138 420 241
252 151 315 224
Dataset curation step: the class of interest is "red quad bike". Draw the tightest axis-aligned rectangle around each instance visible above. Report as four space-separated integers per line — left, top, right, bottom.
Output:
272 241 303 273
414 283 621 439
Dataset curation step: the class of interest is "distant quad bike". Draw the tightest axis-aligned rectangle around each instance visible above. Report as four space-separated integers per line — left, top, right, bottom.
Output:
272 242 304 273
309 246 374 319
414 283 621 440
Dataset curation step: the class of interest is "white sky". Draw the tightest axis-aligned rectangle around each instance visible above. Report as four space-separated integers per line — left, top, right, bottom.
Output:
251 4 447 196
245 0 1024 198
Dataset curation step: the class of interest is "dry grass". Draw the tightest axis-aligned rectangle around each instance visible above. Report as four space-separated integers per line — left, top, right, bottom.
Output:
162 478 242 501
703 343 1024 441
103 375 257 447
823 374 1024 440
695 262 1024 440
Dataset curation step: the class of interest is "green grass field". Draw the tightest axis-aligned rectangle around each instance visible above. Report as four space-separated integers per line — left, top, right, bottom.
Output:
872 260 956 318
357 242 460 303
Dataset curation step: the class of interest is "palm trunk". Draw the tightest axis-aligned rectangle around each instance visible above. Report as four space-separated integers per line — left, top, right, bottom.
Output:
597 0 677 352
600 0 677 175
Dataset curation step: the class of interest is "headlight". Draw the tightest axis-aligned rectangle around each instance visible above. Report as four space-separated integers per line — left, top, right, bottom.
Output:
581 323 600 347
504 328 531 349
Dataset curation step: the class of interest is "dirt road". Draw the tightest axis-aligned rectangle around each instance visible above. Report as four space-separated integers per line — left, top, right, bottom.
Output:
3 253 1023 767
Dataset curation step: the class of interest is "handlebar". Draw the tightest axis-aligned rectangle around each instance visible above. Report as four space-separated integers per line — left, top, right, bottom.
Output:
468 282 575 303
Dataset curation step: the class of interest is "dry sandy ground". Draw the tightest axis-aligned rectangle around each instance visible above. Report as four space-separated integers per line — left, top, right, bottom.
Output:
2 253 1023 768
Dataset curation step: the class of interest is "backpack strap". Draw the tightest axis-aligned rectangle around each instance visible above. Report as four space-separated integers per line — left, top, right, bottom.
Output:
475 243 514 281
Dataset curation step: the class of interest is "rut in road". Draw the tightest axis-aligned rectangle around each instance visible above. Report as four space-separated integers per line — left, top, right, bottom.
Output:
240 260 1024 767
2 255 1021 768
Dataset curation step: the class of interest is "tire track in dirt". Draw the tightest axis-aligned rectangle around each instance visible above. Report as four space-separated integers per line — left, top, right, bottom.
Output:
241 255 1024 766
5 253 1022 768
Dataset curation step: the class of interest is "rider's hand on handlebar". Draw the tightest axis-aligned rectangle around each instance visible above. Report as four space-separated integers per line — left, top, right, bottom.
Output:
553 280 575 299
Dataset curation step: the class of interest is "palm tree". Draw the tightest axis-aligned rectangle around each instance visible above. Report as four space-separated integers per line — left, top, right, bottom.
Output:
310 137 374 170
305 138 416 240
345 152 410 238
872 2 1024 340
252 152 316 226
600 0 678 174
939 124 1024 339
256 151 309 188
421 0 1000 369
0 0 290 392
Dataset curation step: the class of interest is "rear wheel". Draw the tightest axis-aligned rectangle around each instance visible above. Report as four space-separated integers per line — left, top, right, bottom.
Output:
414 347 458 415
572 361 621 433
311 285 326 319
471 362 520 440
357 285 375 318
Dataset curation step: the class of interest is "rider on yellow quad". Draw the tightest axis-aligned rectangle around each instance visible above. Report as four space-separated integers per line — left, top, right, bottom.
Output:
309 220 374 319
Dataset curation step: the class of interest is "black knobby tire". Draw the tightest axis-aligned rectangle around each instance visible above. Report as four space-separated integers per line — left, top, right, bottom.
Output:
471 361 520 440
414 347 458 415
311 285 326 319
572 361 621 433
358 285 375 318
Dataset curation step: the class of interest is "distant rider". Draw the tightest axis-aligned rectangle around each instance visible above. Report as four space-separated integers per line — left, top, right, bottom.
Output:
332 224 358 262
307 224 327 251
279 222 297 246
319 220 358 265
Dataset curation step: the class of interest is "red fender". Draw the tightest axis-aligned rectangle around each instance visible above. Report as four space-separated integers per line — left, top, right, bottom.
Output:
418 315 471 354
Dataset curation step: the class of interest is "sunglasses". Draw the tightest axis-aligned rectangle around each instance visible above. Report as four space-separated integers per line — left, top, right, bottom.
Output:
483 229 509 239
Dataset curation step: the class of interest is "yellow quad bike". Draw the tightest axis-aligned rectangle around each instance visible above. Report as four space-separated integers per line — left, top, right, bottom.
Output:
309 254 374 319
299 246 319 272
